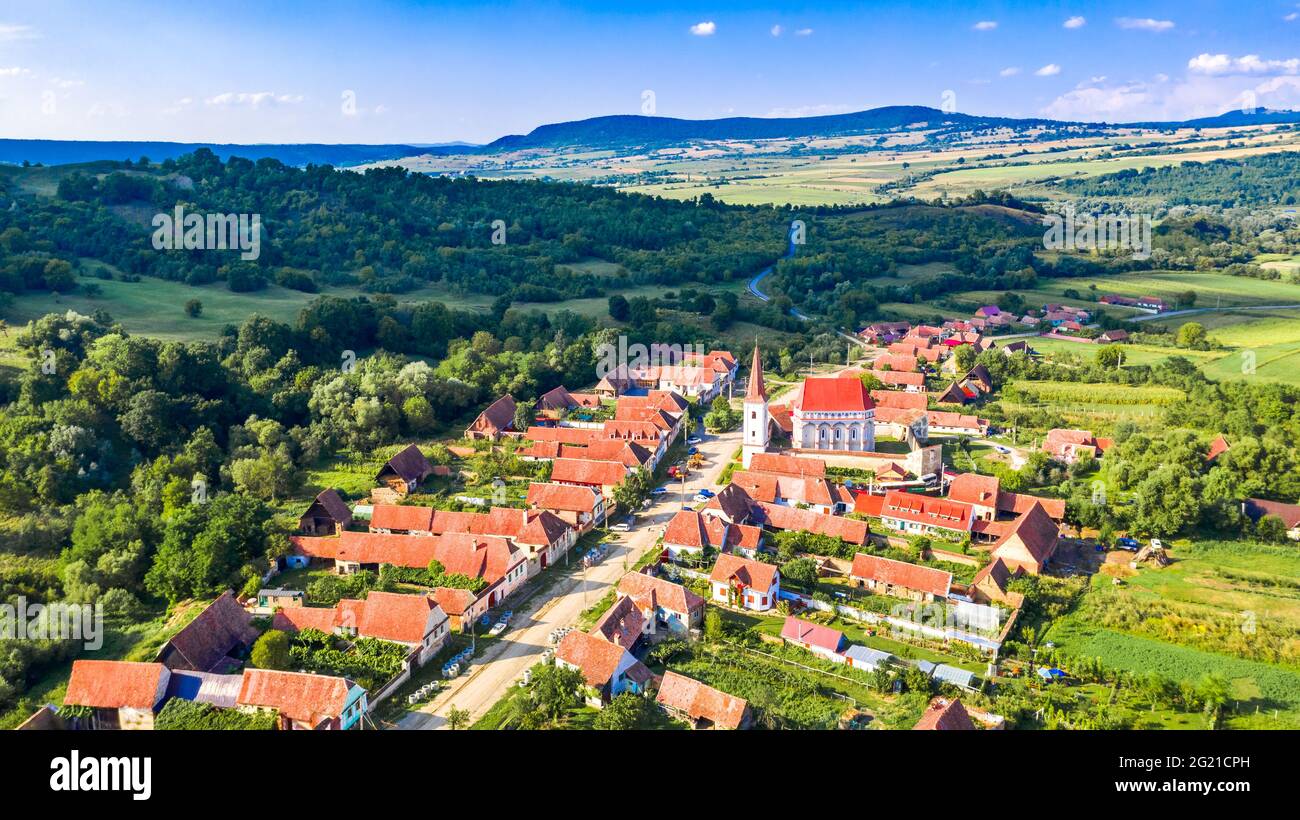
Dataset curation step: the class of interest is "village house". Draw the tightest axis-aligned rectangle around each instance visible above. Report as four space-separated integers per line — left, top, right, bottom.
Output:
872 369 926 392
369 505 575 572
702 483 871 547
464 394 519 440
926 410 988 437
989 501 1059 575
879 490 974 539
859 321 911 345
617 570 706 636
155 591 259 674
526 481 607 531
549 457 628 499
945 472 1066 524
375 444 436 497
236 669 367 730
709 553 781 611
430 586 487 632
594 351 735 401
747 452 827 478
913 697 976 730
535 385 603 418
780 616 846 661
1097 329 1129 344
255 588 304 613
663 509 765 562
656 671 751 729
63 660 172 730
590 596 646 651
555 630 654 707
728 469 852 515
273 591 450 666
849 553 952 602
970 558 1024 607
298 488 353 535
1242 498 1300 541
1042 428 1112 463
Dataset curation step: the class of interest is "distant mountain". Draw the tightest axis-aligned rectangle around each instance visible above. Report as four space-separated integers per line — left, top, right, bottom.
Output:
0 140 449 168
1124 108 1300 129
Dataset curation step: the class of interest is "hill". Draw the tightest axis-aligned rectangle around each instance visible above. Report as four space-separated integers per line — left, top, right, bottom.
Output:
0 140 445 169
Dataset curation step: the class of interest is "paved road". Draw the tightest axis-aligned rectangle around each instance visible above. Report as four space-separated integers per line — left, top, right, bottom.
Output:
396 424 742 730
746 237 811 321
1126 303 1300 322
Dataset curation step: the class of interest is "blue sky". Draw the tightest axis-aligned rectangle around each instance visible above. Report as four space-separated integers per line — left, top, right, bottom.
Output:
2 0 1299 143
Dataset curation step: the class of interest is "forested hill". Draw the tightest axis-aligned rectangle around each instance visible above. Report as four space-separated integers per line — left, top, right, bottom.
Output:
1059 152 1300 207
0 139 443 168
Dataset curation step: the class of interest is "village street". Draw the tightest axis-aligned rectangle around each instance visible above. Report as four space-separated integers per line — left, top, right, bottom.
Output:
396 423 742 729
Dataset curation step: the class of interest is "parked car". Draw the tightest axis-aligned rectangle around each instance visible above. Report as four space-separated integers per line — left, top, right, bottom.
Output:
696 488 715 498
610 520 630 532
1116 537 1140 551
693 492 712 503
687 436 702 445
488 621 508 637
994 445 1010 454
651 486 669 496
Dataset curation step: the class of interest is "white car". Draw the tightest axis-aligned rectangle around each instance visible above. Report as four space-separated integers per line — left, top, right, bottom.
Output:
687 436 702 445
994 445 1010 454
488 621 508 636
693 492 712 503
610 520 631 532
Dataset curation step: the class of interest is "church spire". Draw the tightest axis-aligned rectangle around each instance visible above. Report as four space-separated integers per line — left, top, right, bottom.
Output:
745 342 766 402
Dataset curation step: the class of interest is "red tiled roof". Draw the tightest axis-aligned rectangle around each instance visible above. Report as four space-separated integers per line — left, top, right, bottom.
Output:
527 482 599 514
730 470 848 507
525 425 603 445
550 458 626 487
852 492 885 517
913 697 975 730
745 344 766 402
430 586 479 617
946 473 1001 507
870 390 928 411
432 532 522 585
371 503 436 532
590 596 645 650
65 661 167 710
780 616 844 652
237 669 353 725
850 553 951 598
656 671 748 729
273 606 339 633
709 553 779 590
997 492 1066 521
583 439 654 467
617 570 705 615
1243 498 1300 528
556 630 633 687
800 376 875 412
1206 435 1230 462
664 509 731 549
755 501 871 545
467 394 517 435
353 591 444 645
747 453 826 477
874 353 919 372
157 590 258 673
992 502 1060 568
872 370 925 387
881 491 973 532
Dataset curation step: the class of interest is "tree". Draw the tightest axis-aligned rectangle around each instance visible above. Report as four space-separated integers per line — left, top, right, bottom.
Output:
594 693 656 729
953 344 977 371
530 663 584 723
145 493 274 602
1176 321 1207 350
446 705 471 730
1196 673 1230 729
513 398 536 433
781 557 819 590
607 294 630 322
703 394 738 432
1095 345 1123 368
703 608 724 640
184 299 203 318
250 630 290 670
1256 514 1289 543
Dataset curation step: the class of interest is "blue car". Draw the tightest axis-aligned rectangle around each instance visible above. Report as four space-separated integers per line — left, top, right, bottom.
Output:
696 488 715 498
1115 537 1140 550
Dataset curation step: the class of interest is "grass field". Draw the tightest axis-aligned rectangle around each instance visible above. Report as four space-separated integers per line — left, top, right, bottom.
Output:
1001 379 1188 429
1044 538 1300 729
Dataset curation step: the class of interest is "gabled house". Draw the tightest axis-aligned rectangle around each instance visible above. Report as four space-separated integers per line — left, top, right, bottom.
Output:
464 394 518 440
656 671 751 730
780 616 846 660
526 481 607 531
299 488 352 535
709 554 780 611
1242 498 1300 541
549 458 628 499
990 501 1059 575
555 630 653 707
375 445 436 496
728 470 852 515
64 660 171 730
616 570 705 637
236 669 367 730
155 591 259 673
1042 428 1112 463
850 553 951 602
272 591 450 666
879 491 974 538
590 596 646 651
662 509 765 561
913 697 976 730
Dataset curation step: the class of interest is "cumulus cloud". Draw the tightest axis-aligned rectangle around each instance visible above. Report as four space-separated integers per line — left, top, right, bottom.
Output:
1116 17 1175 32
1043 71 1300 122
689 21 716 36
972 21 997 31
0 66 32 78
795 28 813 36
205 91 304 108
1187 53 1300 76
1000 67 1021 77
770 24 782 36
1036 64 1062 76
1064 16 1086 29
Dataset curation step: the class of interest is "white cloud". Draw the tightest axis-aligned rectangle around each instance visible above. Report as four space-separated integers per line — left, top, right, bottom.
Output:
766 103 851 118
973 20 997 31
0 66 32 78
1064 16 1086 29
1043 72 1300 122
205 91 304 108
1036 63 1062 76
1188 53 1300 76
1116 17 1175 32
689 21 716 36
770 24 782 36
48 77 83 89
0 23 38 41
1000 67 1021 77
1286 12 1299 22
795 28 813 36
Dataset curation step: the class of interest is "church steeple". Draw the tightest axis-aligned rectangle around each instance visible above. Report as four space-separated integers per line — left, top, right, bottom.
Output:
745 343 766 402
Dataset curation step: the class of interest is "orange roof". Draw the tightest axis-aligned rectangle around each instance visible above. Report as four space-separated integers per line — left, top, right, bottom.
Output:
550 458 627 487
527 481 599 513
850 553 951 597
946 473 1001 507
617 570 704 615
870 390 928 411
556 630 634 687
927 410 985 431
272 606 340 633
992 501 1059 569
747 453 825 477
237 669 354 725
730 470 848 507
370 503 436 532
664 509 731 550
525 425 603 444
755 501 870 545
853 493 885 517
1206 435 1230 462
656 671 748 729
432 532 522 585
872 370 925 387
430 586 479 617
800 376 874 412
291 531 438 568
583 439 654 467
997 492 1066 521
354 591 444 644
709 553 779 590
881 491 973 532
913 697 975 730
874 353 919 372
780 616 845 652
590 596 645 650
64 660 167 710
